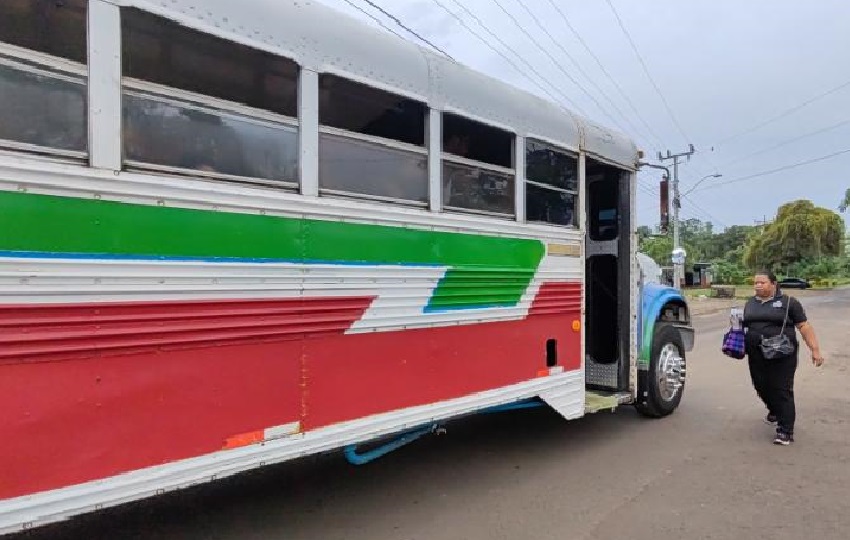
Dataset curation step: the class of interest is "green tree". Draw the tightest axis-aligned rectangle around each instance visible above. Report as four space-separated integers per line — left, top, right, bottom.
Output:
640 234 673 266
639 231 703 268
678 218 711 262
742 200 845 269
784 257 849 280
705 225 758 262
711 259 750 284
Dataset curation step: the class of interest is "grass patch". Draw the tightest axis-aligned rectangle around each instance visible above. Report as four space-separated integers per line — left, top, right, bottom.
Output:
683 286 752 299
811 277 850 288
683 288 712 297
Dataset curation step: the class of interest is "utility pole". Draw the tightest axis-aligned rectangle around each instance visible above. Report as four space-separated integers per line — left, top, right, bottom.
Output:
658 145 695 289
636 161 671 233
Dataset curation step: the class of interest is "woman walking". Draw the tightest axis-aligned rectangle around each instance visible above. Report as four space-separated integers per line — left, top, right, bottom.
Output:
743 270 824 445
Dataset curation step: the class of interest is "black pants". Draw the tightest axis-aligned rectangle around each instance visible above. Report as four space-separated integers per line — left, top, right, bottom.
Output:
747 344 798 434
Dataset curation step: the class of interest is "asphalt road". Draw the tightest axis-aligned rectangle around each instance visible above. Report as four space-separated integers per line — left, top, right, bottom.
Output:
13 288 850 540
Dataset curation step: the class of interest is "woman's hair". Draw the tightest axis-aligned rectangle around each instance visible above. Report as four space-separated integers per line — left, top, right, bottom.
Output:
754 269 778 283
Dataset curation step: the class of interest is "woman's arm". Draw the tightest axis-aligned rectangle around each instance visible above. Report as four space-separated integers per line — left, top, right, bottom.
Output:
797 321 824 366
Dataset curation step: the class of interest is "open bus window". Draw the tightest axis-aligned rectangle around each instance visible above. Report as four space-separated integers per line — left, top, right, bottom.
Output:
318 74 428 203
0 0 88 65
525 139 578 227
120 8 299 184
442 113 512 167
319 74 425 146
121 8 297 117
442 113 515 217
0 0 87 156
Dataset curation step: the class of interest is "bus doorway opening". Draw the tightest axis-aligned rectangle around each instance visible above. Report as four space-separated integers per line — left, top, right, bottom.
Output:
585 158 633 393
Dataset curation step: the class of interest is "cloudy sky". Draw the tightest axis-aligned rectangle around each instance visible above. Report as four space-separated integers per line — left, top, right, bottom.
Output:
316 0 849 230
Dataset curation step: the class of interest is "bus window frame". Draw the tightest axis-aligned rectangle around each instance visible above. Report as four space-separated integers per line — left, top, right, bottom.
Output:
316 73 430 206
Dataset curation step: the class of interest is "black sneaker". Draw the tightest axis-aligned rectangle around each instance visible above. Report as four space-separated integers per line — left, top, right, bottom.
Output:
764 413 777 426
773 431 793 446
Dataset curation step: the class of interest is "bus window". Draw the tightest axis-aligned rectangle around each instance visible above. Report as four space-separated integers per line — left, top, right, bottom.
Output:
0 0 87 64
122 92 298 184
525 139 578 227
587 161 627 241
441 113 515 217
0 0 87 156
120 8 298 186
318 74 428 204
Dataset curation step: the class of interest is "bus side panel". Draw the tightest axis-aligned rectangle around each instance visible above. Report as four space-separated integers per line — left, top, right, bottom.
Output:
0 342 305 499
303 282 582 430
0 295 377 501
0 286 581 500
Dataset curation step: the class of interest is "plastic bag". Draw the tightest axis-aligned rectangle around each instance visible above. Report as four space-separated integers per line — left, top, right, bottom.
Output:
722 328 746 359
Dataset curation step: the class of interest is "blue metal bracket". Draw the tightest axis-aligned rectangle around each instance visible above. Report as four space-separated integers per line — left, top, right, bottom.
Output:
478 399 545 414
343 399 544 465
344 423 441 465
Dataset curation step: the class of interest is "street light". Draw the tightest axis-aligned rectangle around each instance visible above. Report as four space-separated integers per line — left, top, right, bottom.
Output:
682 173 722 197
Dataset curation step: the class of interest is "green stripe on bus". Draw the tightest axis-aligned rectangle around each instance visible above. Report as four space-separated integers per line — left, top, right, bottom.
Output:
0 191 544 308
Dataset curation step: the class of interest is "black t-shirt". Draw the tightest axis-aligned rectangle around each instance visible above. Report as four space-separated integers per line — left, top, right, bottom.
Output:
743 293 807 346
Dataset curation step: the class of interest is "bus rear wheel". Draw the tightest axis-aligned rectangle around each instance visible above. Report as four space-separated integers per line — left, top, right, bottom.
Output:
636 324 686 418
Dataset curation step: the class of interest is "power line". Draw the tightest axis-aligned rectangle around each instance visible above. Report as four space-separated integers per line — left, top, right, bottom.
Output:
712 77 850 149
637 179 659 198
680 173 723 197
356 0 456 61
431 0 589 117
542 0 666 151
489 0 625 130
697 146 850 192
681 194 727 228
673 160 723 193
508 0 642 142
340 0 409 42
646 168 722 225
716 117 850 169
603 0 691 145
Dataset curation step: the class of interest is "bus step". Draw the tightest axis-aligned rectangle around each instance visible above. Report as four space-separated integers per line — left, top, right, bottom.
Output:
585 391 633 413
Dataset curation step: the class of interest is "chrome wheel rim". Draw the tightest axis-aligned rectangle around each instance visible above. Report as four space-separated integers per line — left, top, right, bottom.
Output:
657 343 685 402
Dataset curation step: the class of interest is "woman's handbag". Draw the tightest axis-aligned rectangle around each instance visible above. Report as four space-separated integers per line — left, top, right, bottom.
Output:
759 296 795 360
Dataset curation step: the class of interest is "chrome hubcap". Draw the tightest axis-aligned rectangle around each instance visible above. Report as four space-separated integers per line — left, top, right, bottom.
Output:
657 343 685 401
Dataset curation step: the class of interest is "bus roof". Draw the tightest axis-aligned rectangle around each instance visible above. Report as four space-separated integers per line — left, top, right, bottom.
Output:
127 0 638 168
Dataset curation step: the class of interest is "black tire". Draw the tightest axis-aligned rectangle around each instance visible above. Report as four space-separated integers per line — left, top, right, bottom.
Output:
635 323 686 418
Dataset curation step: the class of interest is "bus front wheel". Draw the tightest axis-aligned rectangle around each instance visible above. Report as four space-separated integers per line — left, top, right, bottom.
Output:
635 324 686 418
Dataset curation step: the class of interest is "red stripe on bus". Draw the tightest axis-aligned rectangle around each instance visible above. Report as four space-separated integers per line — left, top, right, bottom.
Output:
0 296 376 363
528 281 583 316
